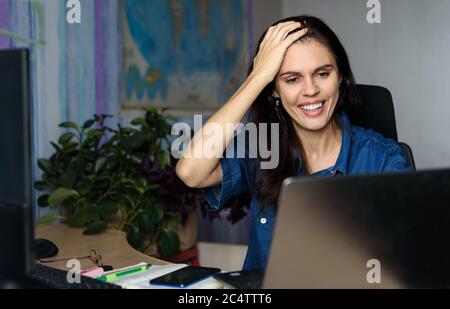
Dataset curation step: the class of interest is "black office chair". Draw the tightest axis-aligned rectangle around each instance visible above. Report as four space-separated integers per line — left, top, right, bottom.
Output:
352 84 416 170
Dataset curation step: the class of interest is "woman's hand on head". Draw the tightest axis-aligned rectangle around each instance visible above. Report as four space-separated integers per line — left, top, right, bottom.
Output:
251 21 308 85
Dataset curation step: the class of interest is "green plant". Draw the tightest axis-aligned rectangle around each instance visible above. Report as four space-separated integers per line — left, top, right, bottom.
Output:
35 108 182 259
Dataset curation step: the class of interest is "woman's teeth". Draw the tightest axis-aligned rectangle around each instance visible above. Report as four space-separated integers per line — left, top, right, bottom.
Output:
300 102 324 111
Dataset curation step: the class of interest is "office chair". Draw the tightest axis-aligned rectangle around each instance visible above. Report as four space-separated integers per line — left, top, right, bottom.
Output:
352 84 416 170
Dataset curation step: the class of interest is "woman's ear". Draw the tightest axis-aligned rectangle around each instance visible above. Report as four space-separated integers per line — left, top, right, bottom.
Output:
272 88 280 98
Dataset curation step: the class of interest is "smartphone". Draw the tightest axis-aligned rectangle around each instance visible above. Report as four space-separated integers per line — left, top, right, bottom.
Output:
150 266 221 288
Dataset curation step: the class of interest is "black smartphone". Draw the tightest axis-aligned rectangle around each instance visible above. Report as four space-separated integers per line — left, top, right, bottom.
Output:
150 266 221 288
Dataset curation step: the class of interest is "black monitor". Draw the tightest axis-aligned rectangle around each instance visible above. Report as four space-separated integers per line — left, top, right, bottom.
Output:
0 48 34 284
0 48 33 205
0 201 34 284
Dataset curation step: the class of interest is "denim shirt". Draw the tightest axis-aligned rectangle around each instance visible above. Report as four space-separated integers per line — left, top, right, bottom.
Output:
202 113 412 271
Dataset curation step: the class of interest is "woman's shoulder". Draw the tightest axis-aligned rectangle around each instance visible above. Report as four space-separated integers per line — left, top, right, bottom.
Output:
348 121 400 153
346 121 410 171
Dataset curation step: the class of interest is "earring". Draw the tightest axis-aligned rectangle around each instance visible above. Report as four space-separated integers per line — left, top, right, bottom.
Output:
274 97 281 109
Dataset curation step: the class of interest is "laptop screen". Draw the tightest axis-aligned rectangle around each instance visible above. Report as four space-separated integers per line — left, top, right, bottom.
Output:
266 170 450 288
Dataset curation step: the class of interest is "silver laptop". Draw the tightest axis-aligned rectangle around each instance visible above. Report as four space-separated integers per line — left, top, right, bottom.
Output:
264 169 450 289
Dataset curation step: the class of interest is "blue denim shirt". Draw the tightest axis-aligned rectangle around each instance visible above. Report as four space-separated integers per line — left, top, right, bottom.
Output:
202 113 412 270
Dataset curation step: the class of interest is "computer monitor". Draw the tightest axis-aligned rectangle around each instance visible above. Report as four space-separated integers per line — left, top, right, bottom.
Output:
0 48 34 284
0 201 34 285
0 48 33 205
265 169 450 289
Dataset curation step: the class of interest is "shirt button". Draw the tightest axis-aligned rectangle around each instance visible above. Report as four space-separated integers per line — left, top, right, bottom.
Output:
260 218 267 225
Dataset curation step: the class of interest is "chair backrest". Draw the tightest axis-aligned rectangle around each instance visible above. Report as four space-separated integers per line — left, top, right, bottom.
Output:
352 84 416 170
399 142 416 170
352 84 399 142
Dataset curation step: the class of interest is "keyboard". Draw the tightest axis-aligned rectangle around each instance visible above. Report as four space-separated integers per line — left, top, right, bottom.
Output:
28 264 122 289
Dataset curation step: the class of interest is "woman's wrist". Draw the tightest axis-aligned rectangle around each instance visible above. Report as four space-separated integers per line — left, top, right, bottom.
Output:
246 71 272 93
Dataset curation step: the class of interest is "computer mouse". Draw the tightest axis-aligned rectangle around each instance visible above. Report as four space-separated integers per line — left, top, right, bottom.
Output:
34 239 59 259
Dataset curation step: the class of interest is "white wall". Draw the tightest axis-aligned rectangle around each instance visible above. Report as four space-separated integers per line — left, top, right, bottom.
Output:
282 0 450 170
252 0 282 48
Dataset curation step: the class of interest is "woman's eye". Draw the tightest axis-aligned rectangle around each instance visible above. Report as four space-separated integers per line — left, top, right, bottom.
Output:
317 72 330 78
286 77 300 84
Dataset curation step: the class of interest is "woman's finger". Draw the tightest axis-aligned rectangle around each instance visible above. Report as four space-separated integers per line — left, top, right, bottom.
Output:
266 21 300 42
271 22 300 42
275 22 303 42
283 28 309 46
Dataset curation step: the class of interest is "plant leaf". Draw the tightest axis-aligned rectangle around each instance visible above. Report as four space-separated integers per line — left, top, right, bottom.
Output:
59 168 77 188
122 132 146 151
131 117 146 126
95 157 107 174
37 195 50 207
83 119 96 130
37 159 53 174
50 141 62 152
48 188 80 206
59 121 80 131
146 204 164 225
93 176 111 190
78 180 94 196
62 142 79 154
99 202 120 220
157 228 180 259
127 226 142 249
67 211 92 228
58 132 76 145
36 213 61 227
137 213 151 234
86 129 104 139
129 155 143 165
83 221 107 235
160 152 171 169
34 181 49 191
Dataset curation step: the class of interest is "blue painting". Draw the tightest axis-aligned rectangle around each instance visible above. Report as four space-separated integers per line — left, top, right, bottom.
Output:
123 0 248 111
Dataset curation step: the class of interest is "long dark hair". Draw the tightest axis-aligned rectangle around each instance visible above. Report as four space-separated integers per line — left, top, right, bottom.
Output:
248 16 361 208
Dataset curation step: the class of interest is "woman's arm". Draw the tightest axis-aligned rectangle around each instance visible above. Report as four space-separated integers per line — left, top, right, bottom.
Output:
176 21 307 188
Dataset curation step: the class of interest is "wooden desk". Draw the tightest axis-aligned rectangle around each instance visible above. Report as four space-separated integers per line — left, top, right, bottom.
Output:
35 224 168 271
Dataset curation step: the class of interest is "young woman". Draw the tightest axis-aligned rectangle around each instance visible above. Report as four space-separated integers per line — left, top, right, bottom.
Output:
176 16 411 270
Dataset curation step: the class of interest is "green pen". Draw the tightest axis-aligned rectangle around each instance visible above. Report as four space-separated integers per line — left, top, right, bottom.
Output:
96 264 151 282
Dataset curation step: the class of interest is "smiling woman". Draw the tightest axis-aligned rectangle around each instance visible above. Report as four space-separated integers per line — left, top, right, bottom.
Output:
176 15 412 271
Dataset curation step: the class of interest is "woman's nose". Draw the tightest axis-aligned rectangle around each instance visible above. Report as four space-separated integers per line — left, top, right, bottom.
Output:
302 78 320 96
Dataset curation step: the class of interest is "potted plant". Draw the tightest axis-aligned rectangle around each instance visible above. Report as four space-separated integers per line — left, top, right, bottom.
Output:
35 108 251 260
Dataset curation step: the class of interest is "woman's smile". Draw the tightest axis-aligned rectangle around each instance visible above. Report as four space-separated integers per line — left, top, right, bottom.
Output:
298 99 328 117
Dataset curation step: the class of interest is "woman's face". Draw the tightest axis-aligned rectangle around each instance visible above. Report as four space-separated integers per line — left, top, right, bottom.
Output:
274 40 342 132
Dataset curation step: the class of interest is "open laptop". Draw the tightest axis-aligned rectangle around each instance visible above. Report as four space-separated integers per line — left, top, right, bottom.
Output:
265 168 450 289
216 168 450 289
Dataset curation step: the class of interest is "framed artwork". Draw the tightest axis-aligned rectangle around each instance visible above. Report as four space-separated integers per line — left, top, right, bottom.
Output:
121 0 251 112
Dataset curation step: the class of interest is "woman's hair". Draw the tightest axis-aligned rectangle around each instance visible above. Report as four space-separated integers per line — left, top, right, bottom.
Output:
248 15 361 208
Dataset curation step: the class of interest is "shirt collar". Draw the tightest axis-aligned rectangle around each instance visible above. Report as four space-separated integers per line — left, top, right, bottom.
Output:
294 112 352 176
333 112 352 175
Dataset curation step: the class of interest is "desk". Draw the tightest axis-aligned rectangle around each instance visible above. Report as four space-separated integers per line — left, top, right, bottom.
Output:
35 224 168 271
